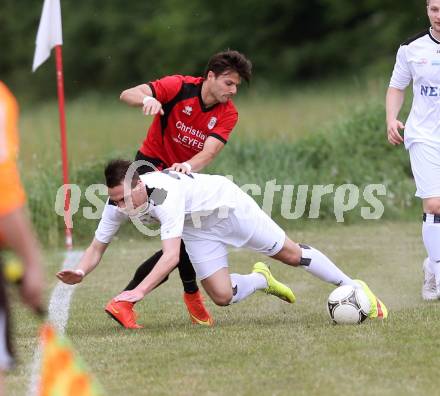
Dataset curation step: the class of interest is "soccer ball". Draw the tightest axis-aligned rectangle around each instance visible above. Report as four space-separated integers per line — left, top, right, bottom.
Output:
327 285 370 325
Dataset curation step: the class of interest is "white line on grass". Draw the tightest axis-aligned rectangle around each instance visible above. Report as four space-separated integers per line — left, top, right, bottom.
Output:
26 250 83 396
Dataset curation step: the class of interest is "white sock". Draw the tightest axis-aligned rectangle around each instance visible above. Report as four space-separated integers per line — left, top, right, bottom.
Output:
299 244 356 287
426 258 436 274
422 215 440 287
229 273 267 304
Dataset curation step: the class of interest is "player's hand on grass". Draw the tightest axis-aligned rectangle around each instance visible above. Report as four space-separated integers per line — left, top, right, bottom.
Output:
169 162 191 174
142 96 164 116
387 119 405 145
56 269 84 285
114 289 144 303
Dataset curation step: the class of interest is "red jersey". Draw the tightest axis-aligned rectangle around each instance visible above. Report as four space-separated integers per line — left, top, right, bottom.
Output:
139 75 238 167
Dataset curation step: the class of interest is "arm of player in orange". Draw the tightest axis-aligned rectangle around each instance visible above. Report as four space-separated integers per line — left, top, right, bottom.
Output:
0 208 44 312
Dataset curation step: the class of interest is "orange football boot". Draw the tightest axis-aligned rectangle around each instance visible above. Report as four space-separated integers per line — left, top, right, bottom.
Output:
183 290 214 326
105 299 143 329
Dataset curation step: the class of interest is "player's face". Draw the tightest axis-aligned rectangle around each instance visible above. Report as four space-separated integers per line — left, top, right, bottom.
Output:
108 181 147 210
207 71 241 104
108 184 131 209
428 0 440 34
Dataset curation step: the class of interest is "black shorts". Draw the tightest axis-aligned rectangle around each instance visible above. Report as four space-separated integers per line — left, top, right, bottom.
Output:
134 151 168 175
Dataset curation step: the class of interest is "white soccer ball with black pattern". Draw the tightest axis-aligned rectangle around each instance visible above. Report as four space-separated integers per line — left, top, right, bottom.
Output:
327 285 370 325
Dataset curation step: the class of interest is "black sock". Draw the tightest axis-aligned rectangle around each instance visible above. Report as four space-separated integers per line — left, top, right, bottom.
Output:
123 250 169 291
178 241 199 294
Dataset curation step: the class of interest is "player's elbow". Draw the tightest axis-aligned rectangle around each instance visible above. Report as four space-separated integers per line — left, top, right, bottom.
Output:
165 252 180 269
197 151 216 170
205 149 217 160
119 89 129 102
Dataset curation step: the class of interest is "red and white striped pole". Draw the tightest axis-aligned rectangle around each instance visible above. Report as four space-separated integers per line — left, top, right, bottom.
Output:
33 0 71 249
54 45 72 250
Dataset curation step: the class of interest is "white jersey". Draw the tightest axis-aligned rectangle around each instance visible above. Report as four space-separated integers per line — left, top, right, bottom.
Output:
95 171 241 243
389 28 440 149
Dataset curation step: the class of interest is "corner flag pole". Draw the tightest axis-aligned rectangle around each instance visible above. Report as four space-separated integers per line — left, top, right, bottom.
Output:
54 45 73 250
32 0 72 250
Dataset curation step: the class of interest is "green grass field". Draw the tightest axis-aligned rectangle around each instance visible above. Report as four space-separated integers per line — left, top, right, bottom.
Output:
7 221 440 396
7 74 427 395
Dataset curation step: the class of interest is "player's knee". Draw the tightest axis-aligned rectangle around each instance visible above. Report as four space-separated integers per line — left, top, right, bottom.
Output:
275 240 302 266
285 245 302 267
211 291 233 306
291 249 302 266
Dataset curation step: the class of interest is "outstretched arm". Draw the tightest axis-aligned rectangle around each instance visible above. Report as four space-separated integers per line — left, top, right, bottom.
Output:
56 238 108 284
114 237 181 302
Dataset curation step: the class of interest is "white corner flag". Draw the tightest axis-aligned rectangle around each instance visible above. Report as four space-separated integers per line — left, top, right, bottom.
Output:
32 0 63 72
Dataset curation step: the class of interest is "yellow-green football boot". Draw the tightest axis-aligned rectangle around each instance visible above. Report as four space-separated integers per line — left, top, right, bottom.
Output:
356 280 388 319
252 262 296 303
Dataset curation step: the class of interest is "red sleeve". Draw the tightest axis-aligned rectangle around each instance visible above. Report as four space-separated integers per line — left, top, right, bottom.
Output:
148 75 183 104
208 109 238 145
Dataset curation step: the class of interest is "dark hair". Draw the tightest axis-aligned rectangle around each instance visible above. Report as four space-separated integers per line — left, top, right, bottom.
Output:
104 159 139 188
203 50 252 83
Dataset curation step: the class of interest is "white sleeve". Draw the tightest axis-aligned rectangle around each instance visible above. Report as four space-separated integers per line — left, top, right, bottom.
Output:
95 201 128 244
389 46 412 90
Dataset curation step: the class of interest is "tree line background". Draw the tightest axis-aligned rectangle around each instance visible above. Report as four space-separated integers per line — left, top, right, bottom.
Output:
1 0 428 100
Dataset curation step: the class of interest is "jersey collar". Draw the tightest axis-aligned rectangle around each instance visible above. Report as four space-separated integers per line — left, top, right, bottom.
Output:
429 27 440 44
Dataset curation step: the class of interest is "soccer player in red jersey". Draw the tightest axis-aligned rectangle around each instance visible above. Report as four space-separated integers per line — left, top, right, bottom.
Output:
104 50 252 328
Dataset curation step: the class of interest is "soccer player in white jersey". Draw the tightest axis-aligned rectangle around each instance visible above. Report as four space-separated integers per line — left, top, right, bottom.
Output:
57 160 388 325
386 0 440 300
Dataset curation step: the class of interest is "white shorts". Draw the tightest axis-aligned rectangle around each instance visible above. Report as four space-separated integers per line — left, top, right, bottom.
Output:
0 310 13 371
182 194 286 280
0 258 13 371
408 143 440 199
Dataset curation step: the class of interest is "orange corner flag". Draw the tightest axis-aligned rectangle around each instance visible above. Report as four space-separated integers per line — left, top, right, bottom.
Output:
38 324 104 396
